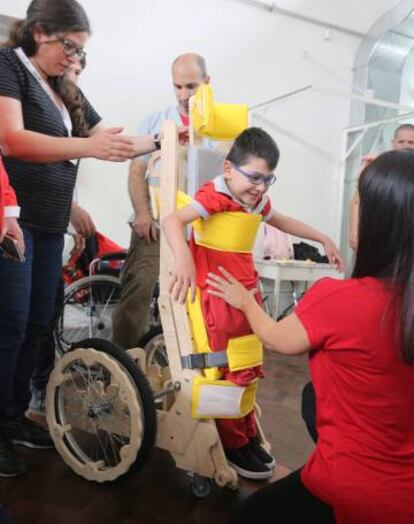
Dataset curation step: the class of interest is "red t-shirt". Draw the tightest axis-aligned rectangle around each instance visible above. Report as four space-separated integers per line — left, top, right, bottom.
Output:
180 113 189 127
0 156 17 232
190 178 272 289
296 277 414 524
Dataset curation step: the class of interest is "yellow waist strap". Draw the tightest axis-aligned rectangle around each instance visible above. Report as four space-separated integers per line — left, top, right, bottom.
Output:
186 289 263 378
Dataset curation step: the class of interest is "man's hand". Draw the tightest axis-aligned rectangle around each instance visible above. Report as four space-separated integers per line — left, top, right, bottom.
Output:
4 217 25 255
70 202 96 237
132 210 158 243
177 126 189 145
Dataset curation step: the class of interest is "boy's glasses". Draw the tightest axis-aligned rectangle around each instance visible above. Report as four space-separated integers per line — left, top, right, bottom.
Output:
53 35 87 60
232 164 276 186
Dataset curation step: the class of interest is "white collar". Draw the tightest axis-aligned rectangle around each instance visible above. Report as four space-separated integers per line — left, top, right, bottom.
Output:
14 47 73 137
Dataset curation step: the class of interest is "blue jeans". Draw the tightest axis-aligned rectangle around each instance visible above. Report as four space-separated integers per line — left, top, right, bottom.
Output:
0 228 63 430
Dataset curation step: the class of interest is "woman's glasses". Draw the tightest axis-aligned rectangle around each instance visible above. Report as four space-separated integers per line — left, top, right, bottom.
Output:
232 164 276 186
53 35 87 60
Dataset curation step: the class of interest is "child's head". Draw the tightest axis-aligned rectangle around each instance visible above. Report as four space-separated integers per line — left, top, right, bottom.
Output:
354 149 414 278
223 127 280 207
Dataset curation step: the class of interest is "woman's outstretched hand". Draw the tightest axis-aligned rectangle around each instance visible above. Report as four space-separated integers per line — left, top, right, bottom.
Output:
88 127 137 162
206 266 256 310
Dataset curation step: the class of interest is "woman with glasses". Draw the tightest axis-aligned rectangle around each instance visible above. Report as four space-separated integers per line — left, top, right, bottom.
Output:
163 127 343 480
0 0 162 478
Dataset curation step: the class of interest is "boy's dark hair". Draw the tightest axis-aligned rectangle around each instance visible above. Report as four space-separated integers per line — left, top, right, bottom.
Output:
353 149 414 365
226 127 280 170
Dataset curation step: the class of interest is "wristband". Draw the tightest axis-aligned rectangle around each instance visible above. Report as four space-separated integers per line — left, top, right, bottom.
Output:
153 133 161 150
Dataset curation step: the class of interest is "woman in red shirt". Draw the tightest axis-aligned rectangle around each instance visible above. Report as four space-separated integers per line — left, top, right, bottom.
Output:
207 149 414 524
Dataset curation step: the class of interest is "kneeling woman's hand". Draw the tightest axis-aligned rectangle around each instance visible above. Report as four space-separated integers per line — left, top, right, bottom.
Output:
206 267 256 311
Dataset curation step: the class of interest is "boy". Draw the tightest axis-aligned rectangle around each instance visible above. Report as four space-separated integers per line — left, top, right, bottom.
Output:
162 127 343 480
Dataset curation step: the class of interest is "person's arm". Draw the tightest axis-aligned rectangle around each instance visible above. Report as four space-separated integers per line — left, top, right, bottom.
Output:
348 190 359 251
267 210 344 271
0 96 139 163
162 205 201 304
70 202 96 237
89 120 159 158
206 267 310 355
128 158 158 243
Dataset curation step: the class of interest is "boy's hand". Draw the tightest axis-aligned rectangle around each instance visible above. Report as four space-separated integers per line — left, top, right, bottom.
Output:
168 254 196 304
322 237 344 272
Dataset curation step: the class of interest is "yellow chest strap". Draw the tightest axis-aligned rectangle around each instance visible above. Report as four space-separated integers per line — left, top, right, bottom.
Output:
176 191 262 253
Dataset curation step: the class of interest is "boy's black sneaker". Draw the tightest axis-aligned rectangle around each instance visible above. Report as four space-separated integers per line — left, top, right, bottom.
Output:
249 437 276 469
0 435 28 477
8 416 54 449
225 443 272 480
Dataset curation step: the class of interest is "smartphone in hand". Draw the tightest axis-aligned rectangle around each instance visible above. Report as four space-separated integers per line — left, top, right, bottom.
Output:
0 235 25 262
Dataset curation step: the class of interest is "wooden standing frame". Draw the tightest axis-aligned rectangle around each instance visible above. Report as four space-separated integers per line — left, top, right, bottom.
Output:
156 120 238 489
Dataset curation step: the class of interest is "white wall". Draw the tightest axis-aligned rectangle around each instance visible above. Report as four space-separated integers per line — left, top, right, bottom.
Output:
1 0 400 248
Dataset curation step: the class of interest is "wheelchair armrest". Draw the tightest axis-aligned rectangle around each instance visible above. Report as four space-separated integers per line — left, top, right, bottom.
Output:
99 251 128 262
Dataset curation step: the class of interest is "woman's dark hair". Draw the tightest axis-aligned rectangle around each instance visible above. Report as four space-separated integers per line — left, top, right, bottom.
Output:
3 0 90 55
353 150 414 364
226 127 280 170
56 56 89 137
3 0 91 137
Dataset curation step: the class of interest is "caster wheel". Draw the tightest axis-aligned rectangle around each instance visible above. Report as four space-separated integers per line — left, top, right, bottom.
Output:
190 474 212 498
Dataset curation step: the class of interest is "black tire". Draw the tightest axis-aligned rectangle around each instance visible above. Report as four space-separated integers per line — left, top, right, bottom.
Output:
47 338 157 482
54 275 121 357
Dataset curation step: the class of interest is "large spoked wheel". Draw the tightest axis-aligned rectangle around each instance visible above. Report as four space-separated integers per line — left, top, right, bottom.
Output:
138 325 168 368
138 326 171 401
54 275 122 357
46 338 157 483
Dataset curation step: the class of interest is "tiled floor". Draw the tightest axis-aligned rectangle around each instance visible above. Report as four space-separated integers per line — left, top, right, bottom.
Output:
0 350 314 523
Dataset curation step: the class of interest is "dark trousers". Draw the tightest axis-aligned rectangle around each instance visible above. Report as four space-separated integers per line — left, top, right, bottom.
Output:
0 505 12 524
232 469 335 524
31 277 64 391
0 228 63 429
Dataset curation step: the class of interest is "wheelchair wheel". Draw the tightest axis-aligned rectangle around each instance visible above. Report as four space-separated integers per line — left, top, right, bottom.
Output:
138 325 168 368
54 275 121 356
46 338 157 483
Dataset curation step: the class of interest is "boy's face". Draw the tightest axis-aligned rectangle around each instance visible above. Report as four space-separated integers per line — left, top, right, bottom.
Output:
223 157 275 207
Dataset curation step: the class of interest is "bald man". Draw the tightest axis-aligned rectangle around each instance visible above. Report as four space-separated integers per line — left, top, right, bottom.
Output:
349 123 414 251
112 53 210 348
